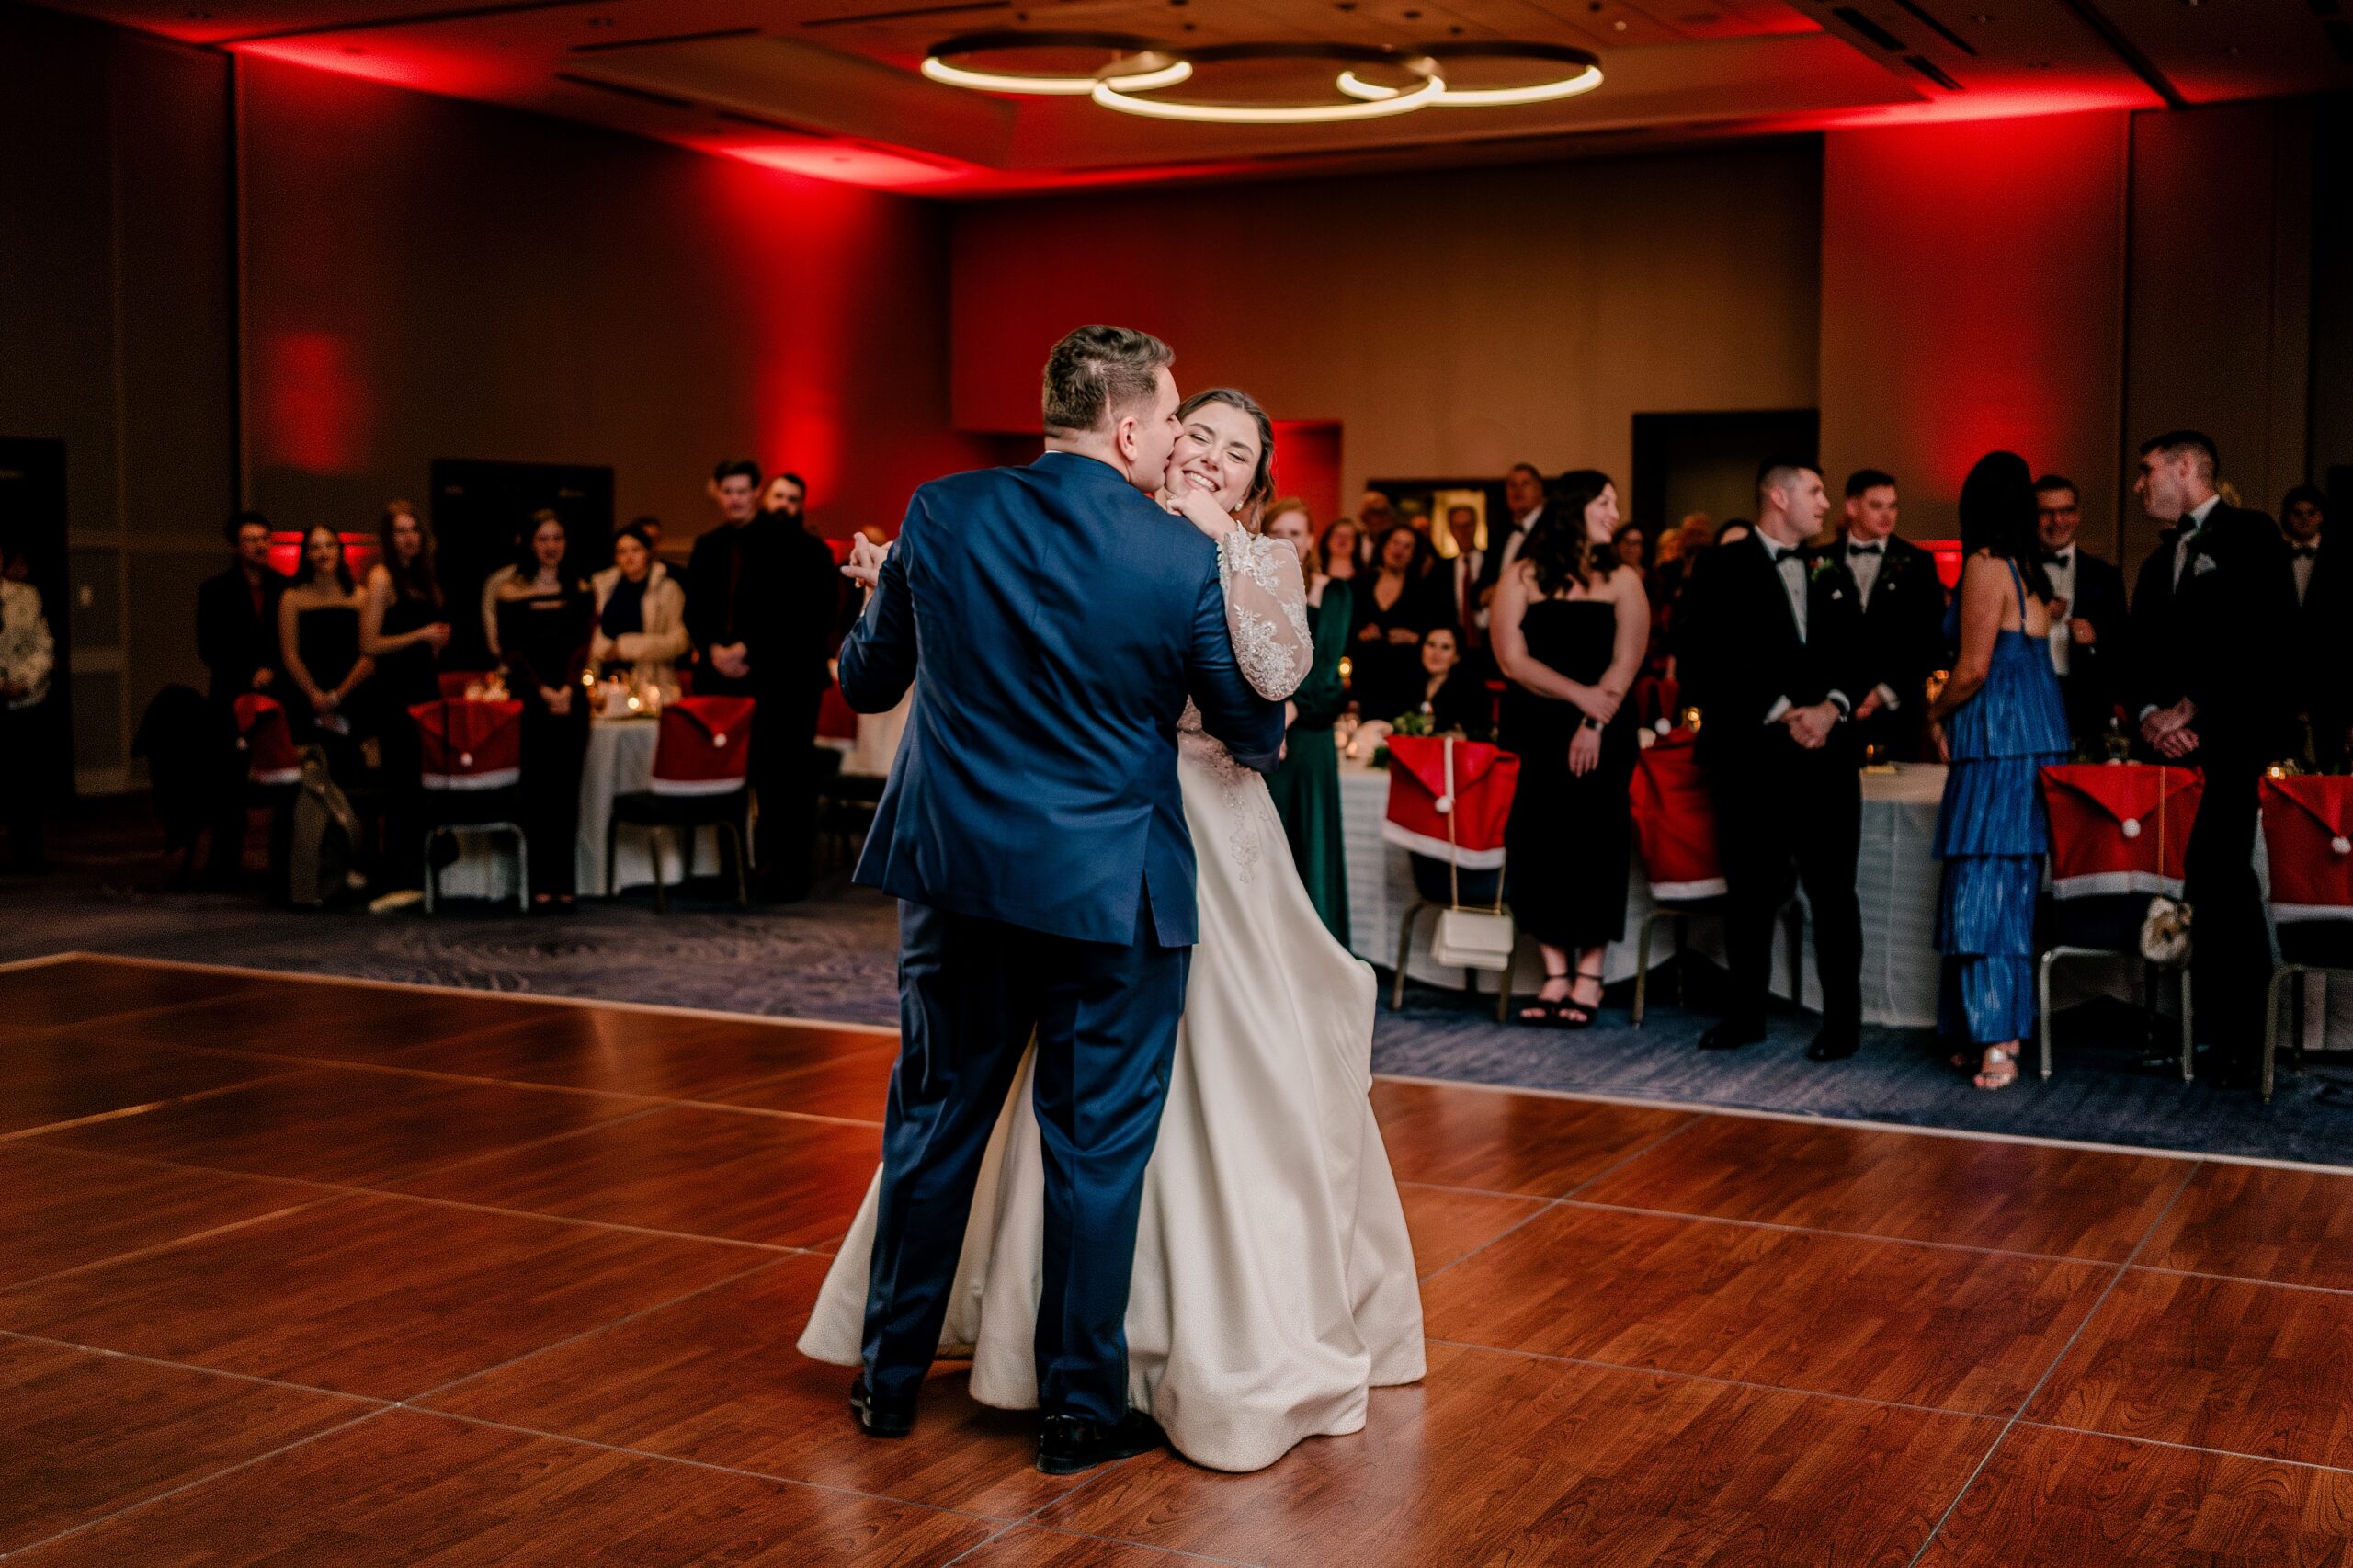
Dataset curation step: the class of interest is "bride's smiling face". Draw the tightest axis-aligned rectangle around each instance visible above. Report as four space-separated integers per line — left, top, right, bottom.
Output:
1165 402 1263 515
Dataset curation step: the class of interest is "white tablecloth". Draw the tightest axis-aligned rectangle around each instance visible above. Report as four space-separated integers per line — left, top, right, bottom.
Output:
436 718 718 902
1338 754 1950 1026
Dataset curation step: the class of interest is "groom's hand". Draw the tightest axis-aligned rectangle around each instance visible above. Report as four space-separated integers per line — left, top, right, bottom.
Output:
842 536 888 591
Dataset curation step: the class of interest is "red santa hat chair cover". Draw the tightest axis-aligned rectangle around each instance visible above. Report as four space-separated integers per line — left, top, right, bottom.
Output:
410 698 523 791
650 697 757 797
1626 726 1757 1027
233 693 301 787
1381 736 1521 1017
2256 774 2353 1100
406 698 529 914
2039 763 2200 901
2032 763 2200 1084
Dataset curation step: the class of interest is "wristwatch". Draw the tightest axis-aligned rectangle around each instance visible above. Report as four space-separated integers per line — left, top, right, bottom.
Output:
1579 714 1603 733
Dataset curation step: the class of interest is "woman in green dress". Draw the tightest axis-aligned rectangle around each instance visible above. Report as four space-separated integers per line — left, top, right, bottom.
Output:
1264 500 1352 946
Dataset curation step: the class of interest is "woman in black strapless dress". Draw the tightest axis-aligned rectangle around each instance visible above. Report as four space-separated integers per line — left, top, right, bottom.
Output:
276 524 375 777
496 510 595 908
362 502 452 893
1491 470 1651 1028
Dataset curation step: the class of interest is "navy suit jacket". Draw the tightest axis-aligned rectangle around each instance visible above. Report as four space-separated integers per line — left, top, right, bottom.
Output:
838 450 1285 949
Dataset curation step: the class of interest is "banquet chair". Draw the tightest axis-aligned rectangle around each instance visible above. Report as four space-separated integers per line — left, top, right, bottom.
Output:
234 693 307 889
2258 773 2353 1102
1381 736 1519 1021
607 695 756 913
410 697 528 915
2035 763 2199 1081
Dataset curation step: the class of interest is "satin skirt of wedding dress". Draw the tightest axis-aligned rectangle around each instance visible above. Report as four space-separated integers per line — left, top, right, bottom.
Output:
798 732 1426 1473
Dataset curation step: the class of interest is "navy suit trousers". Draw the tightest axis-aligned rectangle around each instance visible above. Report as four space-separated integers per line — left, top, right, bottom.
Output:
862 898 1189 1424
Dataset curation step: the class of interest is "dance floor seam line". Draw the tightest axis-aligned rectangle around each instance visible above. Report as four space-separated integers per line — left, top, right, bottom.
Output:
0 1193 342 1294
1902 1157 2202 1568
1417 1335 2015 1426
2009 1416 2353 1476
0 1327 395 1407
1549 1196 2134 1267
0 1071 311 1145
397 1252 799 1412
9 1137 813 1259
0 1403 400 1562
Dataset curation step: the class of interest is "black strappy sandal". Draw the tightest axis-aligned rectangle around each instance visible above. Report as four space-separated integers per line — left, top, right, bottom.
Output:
1557 968 1606 1030
1517 974 1574 1026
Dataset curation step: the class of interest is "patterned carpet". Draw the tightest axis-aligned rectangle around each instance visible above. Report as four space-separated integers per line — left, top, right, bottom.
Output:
6 805 2349 1166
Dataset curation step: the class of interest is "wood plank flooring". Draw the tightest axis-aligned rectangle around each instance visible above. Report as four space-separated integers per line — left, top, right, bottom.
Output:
5 952 2351 1565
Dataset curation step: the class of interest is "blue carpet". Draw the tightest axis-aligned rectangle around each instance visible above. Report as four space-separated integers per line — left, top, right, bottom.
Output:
6 818 2349 1166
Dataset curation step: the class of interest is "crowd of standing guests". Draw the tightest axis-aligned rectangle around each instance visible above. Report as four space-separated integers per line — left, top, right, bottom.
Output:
1279 432 2335 1096
193 460 854 911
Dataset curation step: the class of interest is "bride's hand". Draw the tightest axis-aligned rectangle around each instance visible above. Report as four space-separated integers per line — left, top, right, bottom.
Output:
841 536 888 590
1167 483 1239 542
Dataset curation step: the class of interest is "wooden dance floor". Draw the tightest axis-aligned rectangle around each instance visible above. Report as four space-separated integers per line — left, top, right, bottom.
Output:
6 953 2353 1565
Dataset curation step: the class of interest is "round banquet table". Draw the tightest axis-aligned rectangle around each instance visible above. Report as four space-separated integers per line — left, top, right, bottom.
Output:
434 716 720 902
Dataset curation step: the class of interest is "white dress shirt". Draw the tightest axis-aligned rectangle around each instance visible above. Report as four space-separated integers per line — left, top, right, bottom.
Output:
2171 494 2222 587
1756 534 1847 724
1844 537 1886 607
2044 544 2076 676
2293 544 2318 606
1495 507 1543 580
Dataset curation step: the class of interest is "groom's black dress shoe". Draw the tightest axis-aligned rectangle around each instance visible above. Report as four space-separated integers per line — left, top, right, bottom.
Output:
1698 1021 1767 1051
850 1376 915 1439
1036 1410 1166 1475
1806 1029 1860 1062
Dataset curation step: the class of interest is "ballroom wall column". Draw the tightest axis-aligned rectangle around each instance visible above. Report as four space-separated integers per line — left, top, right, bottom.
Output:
1817 111 2132 551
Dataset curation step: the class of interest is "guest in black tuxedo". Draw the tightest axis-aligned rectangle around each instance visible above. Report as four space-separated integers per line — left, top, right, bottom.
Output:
685 458 839 902
2127 431 2298 1087
1473 462 1552 621
2032 474 2129 753
195 511 288 882
2282 485 2350 767
1836 470 1946 762
1676 458 1866 1060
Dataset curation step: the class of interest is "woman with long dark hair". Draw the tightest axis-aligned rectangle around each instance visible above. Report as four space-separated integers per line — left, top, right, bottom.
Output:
1927 451 2070 1089
360 500 451 898
276 524 373 760
1491 469 1650 1027
1348 523 1438 722
495 509 595 909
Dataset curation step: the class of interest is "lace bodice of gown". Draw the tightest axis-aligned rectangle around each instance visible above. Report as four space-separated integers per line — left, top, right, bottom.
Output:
1178 528 1313 747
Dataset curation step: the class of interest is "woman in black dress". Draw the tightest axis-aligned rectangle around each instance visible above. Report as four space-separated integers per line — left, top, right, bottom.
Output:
361 501 451 896
1349 523 1438 722
495 509 594 909
276 524 375 775
1492 470 1651 1028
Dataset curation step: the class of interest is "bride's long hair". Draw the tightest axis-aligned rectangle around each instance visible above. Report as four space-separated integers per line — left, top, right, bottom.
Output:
1175 387 1276 531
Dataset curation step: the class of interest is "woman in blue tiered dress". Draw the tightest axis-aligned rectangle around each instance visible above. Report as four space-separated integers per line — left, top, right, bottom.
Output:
1927 452 2071 1091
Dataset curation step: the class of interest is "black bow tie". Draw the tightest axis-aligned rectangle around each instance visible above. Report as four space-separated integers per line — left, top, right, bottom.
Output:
2043 550 2074 565
1847 542 1882 557
2292 546 2320 560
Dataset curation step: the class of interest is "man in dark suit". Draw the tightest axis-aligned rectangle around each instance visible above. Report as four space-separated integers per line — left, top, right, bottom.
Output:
2127 431 2299 1087
2033 474 2130 753
1835 470 1946 762
1473 462 1552 618
2282 484 2350 768
194 510 287 885
1676 458 1868 1061
685 459 838 902
837 326 1281 1474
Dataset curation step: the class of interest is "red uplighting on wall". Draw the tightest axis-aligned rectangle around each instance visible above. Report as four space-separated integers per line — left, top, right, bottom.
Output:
1920 539 1964 589
256 329 370 474
267 532 380 578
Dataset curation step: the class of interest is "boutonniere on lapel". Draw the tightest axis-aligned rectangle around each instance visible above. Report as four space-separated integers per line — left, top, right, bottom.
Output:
1805 556 1844 591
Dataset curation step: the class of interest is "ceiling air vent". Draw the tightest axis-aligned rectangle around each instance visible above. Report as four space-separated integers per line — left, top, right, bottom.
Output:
1904 52 1964 86
1832 7 1908 50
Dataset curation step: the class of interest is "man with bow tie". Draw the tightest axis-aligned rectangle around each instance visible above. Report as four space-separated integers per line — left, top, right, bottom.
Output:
2281 485 2348 768
1676 457 1867 1062
2127 430 2298 1089
2032 474 2129 751
1836 470 1946 762
1473 463 1552 619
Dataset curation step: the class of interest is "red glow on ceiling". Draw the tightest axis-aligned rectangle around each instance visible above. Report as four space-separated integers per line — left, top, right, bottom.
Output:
256 329 370 475
231 38 444 91
710 141 970 191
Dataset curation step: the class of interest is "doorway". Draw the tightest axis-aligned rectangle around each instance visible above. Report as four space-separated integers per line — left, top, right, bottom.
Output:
1630 410 1820 538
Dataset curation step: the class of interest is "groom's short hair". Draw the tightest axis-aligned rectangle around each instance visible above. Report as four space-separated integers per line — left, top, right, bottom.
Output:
1042 326 1173 437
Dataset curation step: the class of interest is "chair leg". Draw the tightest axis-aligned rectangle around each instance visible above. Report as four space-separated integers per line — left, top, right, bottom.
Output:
2261 967 2286 1102
652 826 671 915
2180 966 2195 1084
1633 910 1657 1028
1672 915 1688 1009
728 822 748 910
511 827 530 914
1495 942 1514 1024
605 816 620 899
1392 903 1426 1010
2037 949 2057 1080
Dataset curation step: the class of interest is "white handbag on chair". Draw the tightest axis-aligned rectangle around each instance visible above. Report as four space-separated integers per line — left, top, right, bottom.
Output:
1427 736 1516 971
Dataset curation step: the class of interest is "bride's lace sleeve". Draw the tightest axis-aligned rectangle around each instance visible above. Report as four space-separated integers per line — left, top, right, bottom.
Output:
1217 530 1313 701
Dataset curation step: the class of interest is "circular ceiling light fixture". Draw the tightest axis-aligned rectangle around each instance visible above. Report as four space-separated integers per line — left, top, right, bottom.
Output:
920 30 1190 96
1093 42 1443 124
1338 40 1602 107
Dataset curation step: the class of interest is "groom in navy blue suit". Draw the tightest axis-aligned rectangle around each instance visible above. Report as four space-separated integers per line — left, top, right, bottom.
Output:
835 326 1284 1474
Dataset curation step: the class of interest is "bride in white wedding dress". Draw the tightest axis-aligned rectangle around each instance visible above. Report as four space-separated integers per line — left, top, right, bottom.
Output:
800 388 1425 1473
